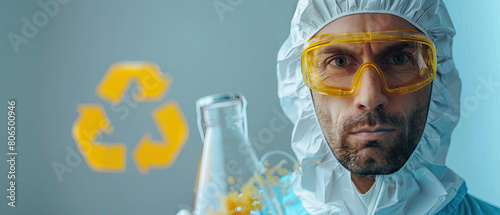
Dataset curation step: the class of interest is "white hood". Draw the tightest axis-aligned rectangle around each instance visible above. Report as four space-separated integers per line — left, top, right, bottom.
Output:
276 0 464 214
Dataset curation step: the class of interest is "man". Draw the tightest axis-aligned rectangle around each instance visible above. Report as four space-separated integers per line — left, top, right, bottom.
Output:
276 0 500 214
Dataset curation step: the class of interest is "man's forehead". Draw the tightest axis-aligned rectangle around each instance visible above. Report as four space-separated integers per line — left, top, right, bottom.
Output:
316 13 418 35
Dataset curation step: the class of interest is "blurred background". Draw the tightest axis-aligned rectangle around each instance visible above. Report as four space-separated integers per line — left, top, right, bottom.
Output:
0 0 498 214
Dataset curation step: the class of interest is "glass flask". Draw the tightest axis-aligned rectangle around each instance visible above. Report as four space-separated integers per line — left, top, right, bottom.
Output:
193 93 283 215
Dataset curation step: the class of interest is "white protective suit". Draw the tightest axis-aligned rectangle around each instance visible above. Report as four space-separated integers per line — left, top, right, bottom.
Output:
276 0 500 214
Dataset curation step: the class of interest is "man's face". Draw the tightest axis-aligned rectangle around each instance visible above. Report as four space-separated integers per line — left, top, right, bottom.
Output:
312 14 431 175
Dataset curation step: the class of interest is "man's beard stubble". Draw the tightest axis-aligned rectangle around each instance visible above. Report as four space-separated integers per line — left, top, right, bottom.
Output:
316 102 428 176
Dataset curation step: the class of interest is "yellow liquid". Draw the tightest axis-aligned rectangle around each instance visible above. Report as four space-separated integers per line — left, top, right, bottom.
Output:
206 160 293 215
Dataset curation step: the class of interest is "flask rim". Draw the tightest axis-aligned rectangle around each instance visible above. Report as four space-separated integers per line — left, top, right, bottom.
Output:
196 92 245 108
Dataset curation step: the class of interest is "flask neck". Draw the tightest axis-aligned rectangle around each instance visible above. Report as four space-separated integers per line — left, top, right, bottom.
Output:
203 103 244 129
197 94 248 141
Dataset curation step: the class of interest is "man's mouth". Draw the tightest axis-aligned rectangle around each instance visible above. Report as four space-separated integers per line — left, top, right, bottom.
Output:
349 125 396 142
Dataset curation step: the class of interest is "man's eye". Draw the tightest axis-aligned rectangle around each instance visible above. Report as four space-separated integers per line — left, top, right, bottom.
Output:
386 53 411 65
329 56 352 67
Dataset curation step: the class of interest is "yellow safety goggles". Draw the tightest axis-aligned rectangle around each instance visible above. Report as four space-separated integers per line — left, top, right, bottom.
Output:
301 30 437 97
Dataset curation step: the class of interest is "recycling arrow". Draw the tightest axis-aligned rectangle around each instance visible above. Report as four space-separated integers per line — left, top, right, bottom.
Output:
72 104 126 172
96 62 170 105
133 101 189 174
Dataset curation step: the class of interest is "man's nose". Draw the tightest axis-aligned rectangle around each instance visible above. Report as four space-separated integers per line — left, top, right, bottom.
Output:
353 68 388 111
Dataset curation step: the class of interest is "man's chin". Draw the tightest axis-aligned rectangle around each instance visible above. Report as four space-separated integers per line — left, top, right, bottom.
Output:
349 162 399 176
356 146 386 159
342 148 402 175
333 133 413 176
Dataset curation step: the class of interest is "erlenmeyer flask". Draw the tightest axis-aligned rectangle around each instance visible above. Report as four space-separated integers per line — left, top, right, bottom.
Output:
193 93 283 215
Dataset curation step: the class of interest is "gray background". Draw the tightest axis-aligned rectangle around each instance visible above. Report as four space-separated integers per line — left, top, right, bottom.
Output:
0 0 498 214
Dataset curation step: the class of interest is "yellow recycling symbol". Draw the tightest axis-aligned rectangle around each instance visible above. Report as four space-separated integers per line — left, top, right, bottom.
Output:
72 62 188 174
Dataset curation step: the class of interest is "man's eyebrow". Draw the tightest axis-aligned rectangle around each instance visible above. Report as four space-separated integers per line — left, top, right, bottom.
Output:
317 45 358 56
378 42 413 55
317 42 413 56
